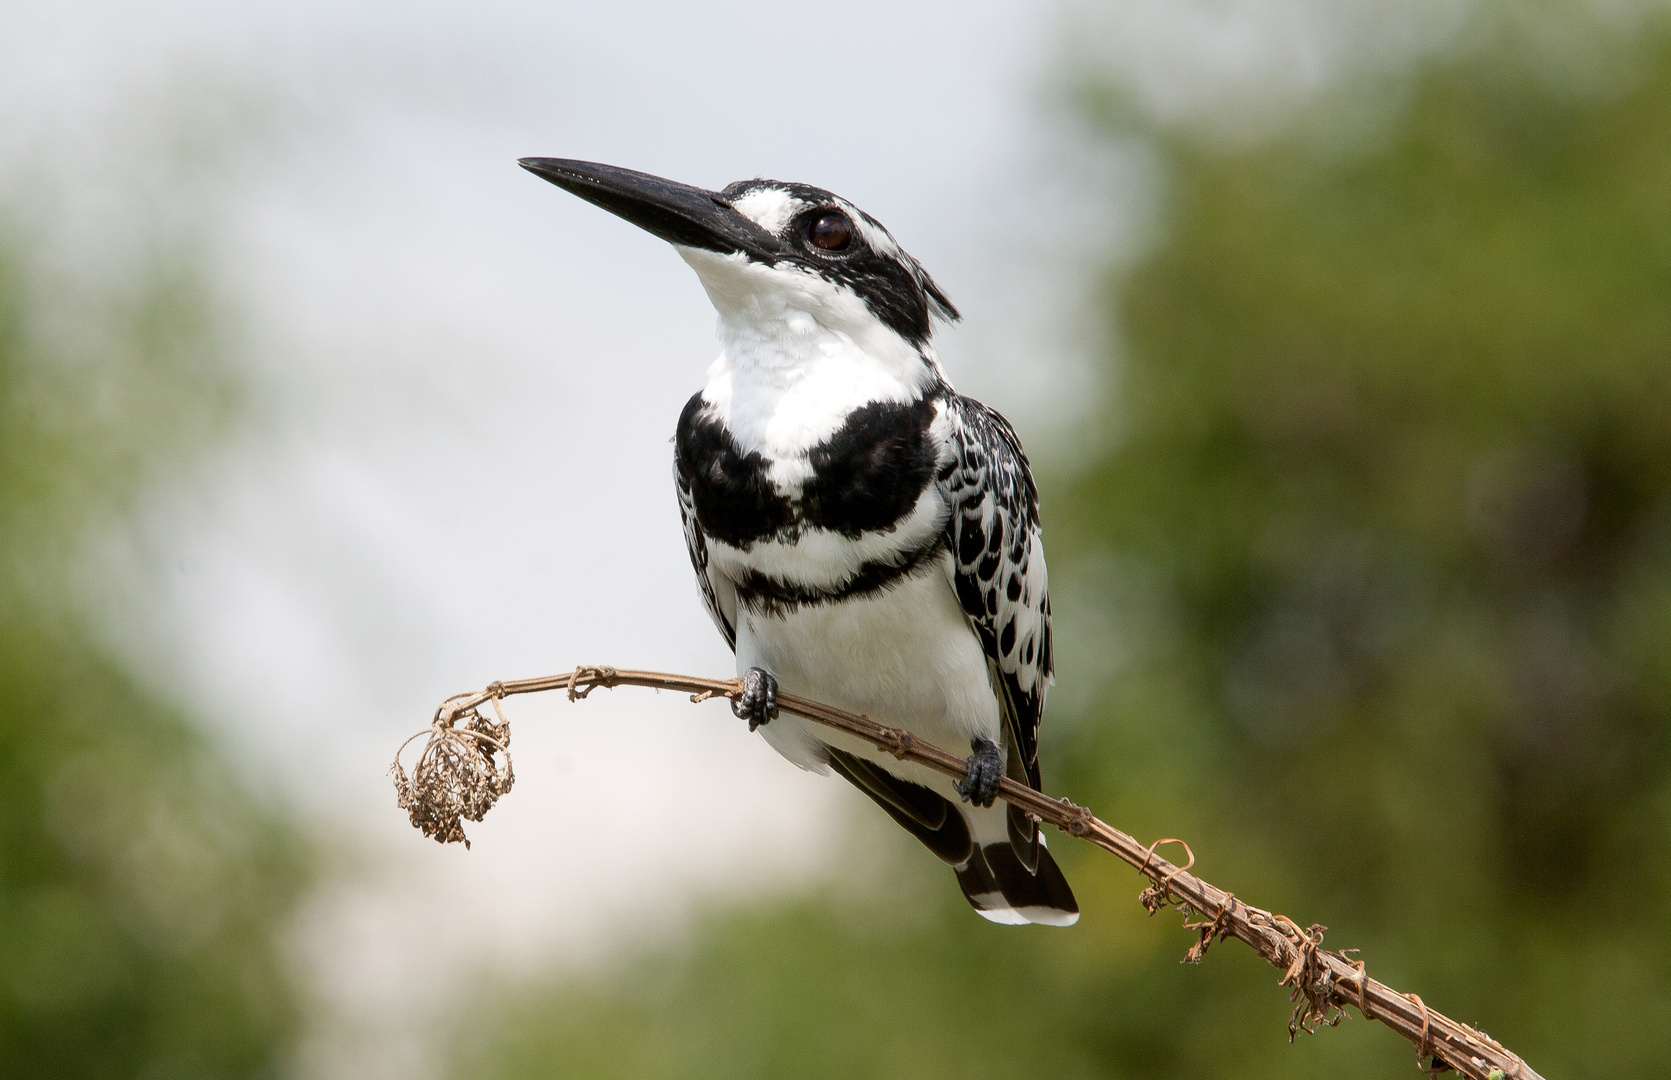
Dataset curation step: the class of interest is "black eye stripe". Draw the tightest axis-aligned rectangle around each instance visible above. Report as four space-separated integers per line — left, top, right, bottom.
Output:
720 179 957 346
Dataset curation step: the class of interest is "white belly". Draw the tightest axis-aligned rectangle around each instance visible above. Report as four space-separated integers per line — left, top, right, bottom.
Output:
734 551 1002 779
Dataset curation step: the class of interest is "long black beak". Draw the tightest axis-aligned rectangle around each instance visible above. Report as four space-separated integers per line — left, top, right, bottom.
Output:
519 158 780 258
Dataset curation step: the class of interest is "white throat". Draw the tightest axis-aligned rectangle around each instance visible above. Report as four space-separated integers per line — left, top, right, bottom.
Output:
678 246 942 462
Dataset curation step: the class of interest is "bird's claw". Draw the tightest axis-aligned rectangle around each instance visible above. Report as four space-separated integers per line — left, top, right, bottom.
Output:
955 737 1003 807
733 667 779 731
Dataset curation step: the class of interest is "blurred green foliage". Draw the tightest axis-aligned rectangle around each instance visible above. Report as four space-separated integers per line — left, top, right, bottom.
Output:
0 205 314 1075
455 7 1671 1079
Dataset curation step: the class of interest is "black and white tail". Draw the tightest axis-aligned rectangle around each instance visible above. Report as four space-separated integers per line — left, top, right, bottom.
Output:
952 833 1078 926
827 748 1079 926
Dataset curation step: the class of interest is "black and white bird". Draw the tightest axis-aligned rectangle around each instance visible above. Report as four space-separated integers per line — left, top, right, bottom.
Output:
521 158 1078 926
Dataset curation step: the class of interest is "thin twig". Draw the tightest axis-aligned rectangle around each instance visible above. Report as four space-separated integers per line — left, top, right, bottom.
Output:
412 664 1541 1080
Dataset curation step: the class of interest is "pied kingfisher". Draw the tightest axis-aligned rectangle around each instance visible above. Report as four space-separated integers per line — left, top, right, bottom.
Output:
522 158 1077 926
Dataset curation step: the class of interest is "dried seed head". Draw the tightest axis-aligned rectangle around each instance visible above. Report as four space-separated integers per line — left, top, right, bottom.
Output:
391 707 514 849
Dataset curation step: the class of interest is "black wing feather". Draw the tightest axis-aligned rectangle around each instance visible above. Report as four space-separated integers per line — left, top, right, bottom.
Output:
937 394 1054 869
675 459 736 650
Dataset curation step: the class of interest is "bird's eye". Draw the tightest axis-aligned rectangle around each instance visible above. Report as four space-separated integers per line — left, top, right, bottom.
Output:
808 210 854 252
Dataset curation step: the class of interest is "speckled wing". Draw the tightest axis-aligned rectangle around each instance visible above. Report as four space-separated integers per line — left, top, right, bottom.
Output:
674 459 737 651
937 394 1054 869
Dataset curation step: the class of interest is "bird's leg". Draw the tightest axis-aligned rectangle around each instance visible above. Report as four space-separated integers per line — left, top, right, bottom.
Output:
955 736 1003 808
732 667 780 732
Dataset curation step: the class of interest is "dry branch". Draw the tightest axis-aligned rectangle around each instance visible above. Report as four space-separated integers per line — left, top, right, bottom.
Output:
393 664 1540 1080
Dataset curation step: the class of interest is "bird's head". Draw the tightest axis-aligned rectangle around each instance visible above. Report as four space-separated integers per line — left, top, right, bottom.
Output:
520 158 959 353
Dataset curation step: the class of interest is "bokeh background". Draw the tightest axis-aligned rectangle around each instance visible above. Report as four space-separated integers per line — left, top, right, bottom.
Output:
4 0 1668 1077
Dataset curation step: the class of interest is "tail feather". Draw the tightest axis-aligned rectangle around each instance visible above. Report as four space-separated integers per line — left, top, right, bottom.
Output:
826 747 972 865
955 837 1079 927
1005 737 1040 873
827 746 1078 927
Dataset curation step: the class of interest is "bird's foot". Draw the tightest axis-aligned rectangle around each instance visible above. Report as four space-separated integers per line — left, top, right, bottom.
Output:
732 667 779 732
955 737 1003 807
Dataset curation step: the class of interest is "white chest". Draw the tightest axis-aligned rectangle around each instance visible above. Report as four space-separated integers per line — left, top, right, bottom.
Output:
733 552 1002 772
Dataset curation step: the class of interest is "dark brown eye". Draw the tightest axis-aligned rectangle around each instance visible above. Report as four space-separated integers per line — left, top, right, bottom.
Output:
808 210 854 252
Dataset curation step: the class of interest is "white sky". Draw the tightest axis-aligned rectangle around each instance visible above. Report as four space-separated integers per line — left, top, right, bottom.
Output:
1 1 1482 1075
